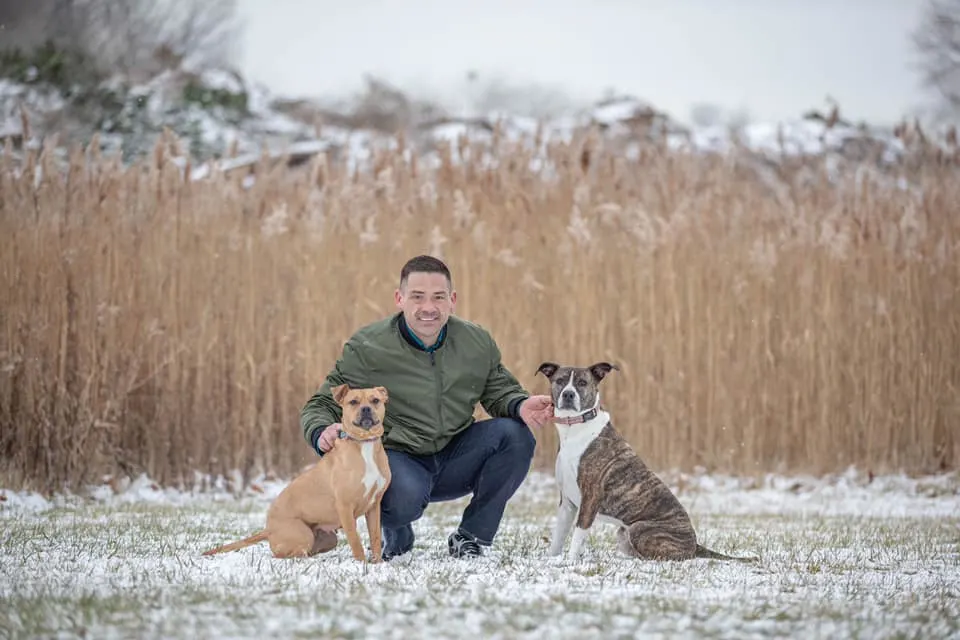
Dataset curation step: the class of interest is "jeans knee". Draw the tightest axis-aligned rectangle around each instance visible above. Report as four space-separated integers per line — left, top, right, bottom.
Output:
380 471 429 527
489 417 536 462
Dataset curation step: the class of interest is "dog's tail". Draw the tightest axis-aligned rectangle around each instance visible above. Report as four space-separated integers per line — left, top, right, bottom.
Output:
201 531 267 556
695 544 759 563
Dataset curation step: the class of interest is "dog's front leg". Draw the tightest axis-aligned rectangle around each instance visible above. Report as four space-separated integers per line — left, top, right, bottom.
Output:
547 498 577 557
365 495 385 564
335 498 366 562
567 487 600 562
567 526 592 561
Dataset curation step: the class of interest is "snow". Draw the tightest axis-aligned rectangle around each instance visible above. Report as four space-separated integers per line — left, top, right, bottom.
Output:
0 78 66 141
590 96 663 127
2 72 951 195
2 468 958 639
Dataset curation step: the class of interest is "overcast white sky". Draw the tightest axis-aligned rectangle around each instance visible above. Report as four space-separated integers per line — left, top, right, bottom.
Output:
235 0 932 126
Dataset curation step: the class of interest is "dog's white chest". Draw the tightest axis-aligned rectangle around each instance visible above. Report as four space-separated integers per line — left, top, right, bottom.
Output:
360 441 387 495
554 413 608 508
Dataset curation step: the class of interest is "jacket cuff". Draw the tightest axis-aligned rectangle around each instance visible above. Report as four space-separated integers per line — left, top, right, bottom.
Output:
508 396 528 420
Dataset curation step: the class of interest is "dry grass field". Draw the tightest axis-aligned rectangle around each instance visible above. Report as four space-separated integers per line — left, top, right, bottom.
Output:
1 127 959 492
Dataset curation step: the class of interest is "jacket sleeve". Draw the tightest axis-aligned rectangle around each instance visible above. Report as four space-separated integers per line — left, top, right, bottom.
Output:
478 335 530 420
300 338 372 454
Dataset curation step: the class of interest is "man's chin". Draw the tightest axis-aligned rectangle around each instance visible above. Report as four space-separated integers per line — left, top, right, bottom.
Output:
411 322 443 341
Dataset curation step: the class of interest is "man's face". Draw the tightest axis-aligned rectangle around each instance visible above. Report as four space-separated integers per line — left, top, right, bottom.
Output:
395 271 456 344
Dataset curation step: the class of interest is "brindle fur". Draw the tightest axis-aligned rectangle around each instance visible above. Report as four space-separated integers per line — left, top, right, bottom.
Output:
539 361 758 563
578 422 733 561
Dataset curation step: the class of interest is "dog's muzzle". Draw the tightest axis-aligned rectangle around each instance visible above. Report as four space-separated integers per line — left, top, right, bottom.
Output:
559 390 579 410
354 406 380 430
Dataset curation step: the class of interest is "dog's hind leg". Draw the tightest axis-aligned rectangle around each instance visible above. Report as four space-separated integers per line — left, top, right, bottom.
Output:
309 528 339 556
616 527 634 557
625 521 698 561
267 518 316 558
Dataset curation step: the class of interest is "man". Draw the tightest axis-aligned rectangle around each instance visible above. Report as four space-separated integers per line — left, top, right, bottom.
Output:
300 255 554 560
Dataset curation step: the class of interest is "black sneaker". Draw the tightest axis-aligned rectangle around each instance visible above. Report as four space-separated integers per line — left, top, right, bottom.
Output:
381 547 409 562
447 529 483 558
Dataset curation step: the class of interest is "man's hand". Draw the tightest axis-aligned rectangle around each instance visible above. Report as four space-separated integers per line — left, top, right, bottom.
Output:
317 423 342 453
518 395 554 428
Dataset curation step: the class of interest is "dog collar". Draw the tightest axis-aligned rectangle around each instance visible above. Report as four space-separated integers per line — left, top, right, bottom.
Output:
338 428 380 442
553 407 599 425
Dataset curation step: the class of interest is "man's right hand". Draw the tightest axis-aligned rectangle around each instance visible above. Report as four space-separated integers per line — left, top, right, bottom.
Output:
317 423 342 454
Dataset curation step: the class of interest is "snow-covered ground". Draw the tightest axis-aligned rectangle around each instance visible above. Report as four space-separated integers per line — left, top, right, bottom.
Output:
2 468 958 639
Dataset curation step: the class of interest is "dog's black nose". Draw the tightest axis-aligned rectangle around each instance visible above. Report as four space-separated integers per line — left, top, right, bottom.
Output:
561 390 576 403
360 406 372 417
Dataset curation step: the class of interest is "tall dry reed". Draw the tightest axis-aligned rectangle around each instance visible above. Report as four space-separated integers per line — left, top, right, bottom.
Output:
1 128 958 492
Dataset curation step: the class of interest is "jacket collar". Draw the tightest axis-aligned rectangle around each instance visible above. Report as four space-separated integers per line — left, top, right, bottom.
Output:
397 313 448 353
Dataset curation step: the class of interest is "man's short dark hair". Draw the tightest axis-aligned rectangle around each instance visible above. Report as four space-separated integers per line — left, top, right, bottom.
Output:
400 255 453 290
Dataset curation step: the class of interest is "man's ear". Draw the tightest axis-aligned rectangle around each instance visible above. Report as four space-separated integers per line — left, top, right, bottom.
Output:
331 384 351 405
588 362 620 381
536 362 560 379
374 386 389 403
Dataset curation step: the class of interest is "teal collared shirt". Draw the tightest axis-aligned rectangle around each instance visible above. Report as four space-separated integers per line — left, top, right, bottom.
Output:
399 314 447 353
401 321 447 353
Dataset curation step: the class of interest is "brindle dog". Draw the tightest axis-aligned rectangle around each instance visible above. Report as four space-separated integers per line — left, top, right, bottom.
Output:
537 361 759 563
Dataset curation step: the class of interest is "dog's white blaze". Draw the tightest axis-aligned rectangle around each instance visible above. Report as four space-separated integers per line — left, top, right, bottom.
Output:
360 441 386 496
555 371 582 416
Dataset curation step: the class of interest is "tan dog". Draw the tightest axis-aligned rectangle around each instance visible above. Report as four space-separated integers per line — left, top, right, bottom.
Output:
201 384 392 562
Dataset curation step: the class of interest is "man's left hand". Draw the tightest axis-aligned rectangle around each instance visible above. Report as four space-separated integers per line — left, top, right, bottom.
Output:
518 395 554 429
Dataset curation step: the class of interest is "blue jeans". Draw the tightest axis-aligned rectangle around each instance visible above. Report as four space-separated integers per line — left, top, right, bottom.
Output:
379 417 536 557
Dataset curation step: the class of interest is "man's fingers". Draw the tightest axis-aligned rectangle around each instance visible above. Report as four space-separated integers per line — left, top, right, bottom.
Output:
319 427 337 451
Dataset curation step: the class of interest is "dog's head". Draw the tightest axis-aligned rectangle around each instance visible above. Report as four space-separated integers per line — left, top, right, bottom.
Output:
535 362 619 416
332 384 389 439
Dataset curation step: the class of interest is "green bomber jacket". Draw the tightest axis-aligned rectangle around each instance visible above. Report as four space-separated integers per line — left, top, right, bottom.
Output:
300 312 530 457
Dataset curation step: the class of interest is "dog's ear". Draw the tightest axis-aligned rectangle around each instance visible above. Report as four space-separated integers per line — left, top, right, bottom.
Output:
331 383 351 405
374 386 389 403
588 362 619 381
536 362 560 379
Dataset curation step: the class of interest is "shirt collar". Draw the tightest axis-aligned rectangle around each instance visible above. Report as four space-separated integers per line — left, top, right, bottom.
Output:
398 313 447 353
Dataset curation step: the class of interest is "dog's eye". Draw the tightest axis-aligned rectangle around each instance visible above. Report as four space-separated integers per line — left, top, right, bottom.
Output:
371 398 380 404
576 378 587 387
349 399 359 405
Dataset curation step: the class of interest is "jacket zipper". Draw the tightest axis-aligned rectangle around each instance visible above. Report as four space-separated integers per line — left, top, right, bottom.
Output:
430 350 442 452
